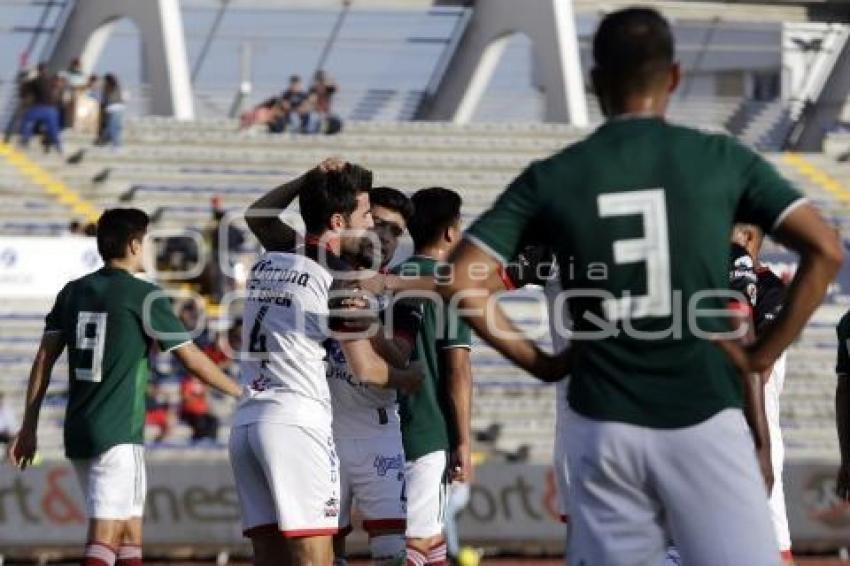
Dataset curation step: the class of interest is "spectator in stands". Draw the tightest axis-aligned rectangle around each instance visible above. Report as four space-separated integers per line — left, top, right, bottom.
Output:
19 63 62 153
62 58 87 89
67 220 84 236
202 198 245 302
310 69 337 115
281 74 307 108
293 92 322 134
0 393 15 447
145 380 173 443
180 375 219 442
97 73 125 148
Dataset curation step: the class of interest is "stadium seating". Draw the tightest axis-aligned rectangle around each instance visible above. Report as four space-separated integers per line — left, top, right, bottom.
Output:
1 117 847 465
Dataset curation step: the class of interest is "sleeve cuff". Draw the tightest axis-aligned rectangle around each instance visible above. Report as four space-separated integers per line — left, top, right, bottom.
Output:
464 233 508 265
441 344 472 351
165 340 192 352
771 197 809 232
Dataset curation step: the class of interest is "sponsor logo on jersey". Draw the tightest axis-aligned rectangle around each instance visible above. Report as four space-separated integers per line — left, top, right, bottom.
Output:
324 497 339 518
374 454 403 478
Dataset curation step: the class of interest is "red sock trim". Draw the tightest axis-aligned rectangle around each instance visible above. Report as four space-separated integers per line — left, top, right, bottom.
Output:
426 540 447 565
280 527 338 538
116 544 142 565
83 542 117 566
780 549 794 560
406 545 427 566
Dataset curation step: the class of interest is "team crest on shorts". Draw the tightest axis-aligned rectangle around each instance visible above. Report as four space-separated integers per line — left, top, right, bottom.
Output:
374 454 403 478
324 497 339 518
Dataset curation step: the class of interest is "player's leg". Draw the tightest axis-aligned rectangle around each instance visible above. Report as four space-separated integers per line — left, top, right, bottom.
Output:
405 450 449 566
333 437 356 566
116 518 143 566
259 423 339 563
563 407 667 566
229 424 287 565
286 535 334 565
116 444 145 565
74 444 147 566
358 436 407 565
765 374 794 565
652 408 779 566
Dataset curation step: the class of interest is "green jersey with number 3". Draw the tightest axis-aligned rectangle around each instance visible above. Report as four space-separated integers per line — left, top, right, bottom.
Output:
466 117 804 428
45 267 190 458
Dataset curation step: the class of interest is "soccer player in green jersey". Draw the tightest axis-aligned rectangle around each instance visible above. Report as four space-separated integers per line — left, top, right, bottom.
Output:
394 188 473 566
8 208 244 566
442 8 842 566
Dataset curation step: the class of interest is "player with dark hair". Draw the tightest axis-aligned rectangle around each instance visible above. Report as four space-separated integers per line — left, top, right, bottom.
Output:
394 187 473 566
8 208 244 566
733 223 795 565
234 161 422 566
443 7 842 565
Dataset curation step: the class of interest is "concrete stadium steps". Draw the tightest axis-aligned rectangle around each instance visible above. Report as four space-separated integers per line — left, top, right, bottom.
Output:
1 118 848 463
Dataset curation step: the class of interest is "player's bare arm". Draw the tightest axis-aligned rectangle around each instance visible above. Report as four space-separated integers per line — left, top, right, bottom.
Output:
718 204 843 374
744 368 773 492
171 342 244 398
442 240 570 383
8 331 65 469
370 333 413 369
339 338 423 393
836 374 850 501
445 346 473 483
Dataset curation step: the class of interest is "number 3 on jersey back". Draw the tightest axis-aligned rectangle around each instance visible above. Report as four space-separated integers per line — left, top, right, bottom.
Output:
75 311 108 382
598 188 671 321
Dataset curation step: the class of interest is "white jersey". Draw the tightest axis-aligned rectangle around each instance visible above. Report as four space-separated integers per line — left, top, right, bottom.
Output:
234 251 334 430
326 336 400 439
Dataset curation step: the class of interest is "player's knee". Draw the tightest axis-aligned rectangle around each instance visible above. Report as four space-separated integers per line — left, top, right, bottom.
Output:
370 533 406 565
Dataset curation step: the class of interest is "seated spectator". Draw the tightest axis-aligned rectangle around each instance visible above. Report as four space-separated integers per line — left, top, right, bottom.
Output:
293 92 322 134
72 74 101 136
19 63 62 153
281 74 307 109
239 96 281 130
145 381 173 443
0 392 15 447
310 69 337 115
96 73 125 148
180 375 219 442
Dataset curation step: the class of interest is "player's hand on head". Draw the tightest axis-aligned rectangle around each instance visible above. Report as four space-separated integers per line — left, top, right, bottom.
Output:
318 157 347 173
837 462 850 502
7 427 37 470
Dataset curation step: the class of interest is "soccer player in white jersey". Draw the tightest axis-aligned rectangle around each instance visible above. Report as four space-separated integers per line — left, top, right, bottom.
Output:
231 162 422 566
327 187 420 566
732 224 794 565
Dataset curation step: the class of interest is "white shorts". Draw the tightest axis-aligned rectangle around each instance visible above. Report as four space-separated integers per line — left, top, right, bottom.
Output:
337 435 406 535
229 422 340 538
405 450 448 539
765 361 791 554
72 443 146 520
565 407 779 566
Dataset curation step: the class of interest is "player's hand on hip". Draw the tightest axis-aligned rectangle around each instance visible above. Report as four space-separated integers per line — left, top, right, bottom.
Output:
534 347 573 383
712 339 773 379
7 426 37 470
450 443 473 484
836 462 850 501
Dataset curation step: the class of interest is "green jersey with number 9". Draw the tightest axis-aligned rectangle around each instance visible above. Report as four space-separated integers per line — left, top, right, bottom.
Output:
466 117 804 429
45 266 191 458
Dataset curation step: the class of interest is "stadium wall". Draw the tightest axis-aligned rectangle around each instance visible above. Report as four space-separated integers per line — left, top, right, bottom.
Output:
1 460 849 558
